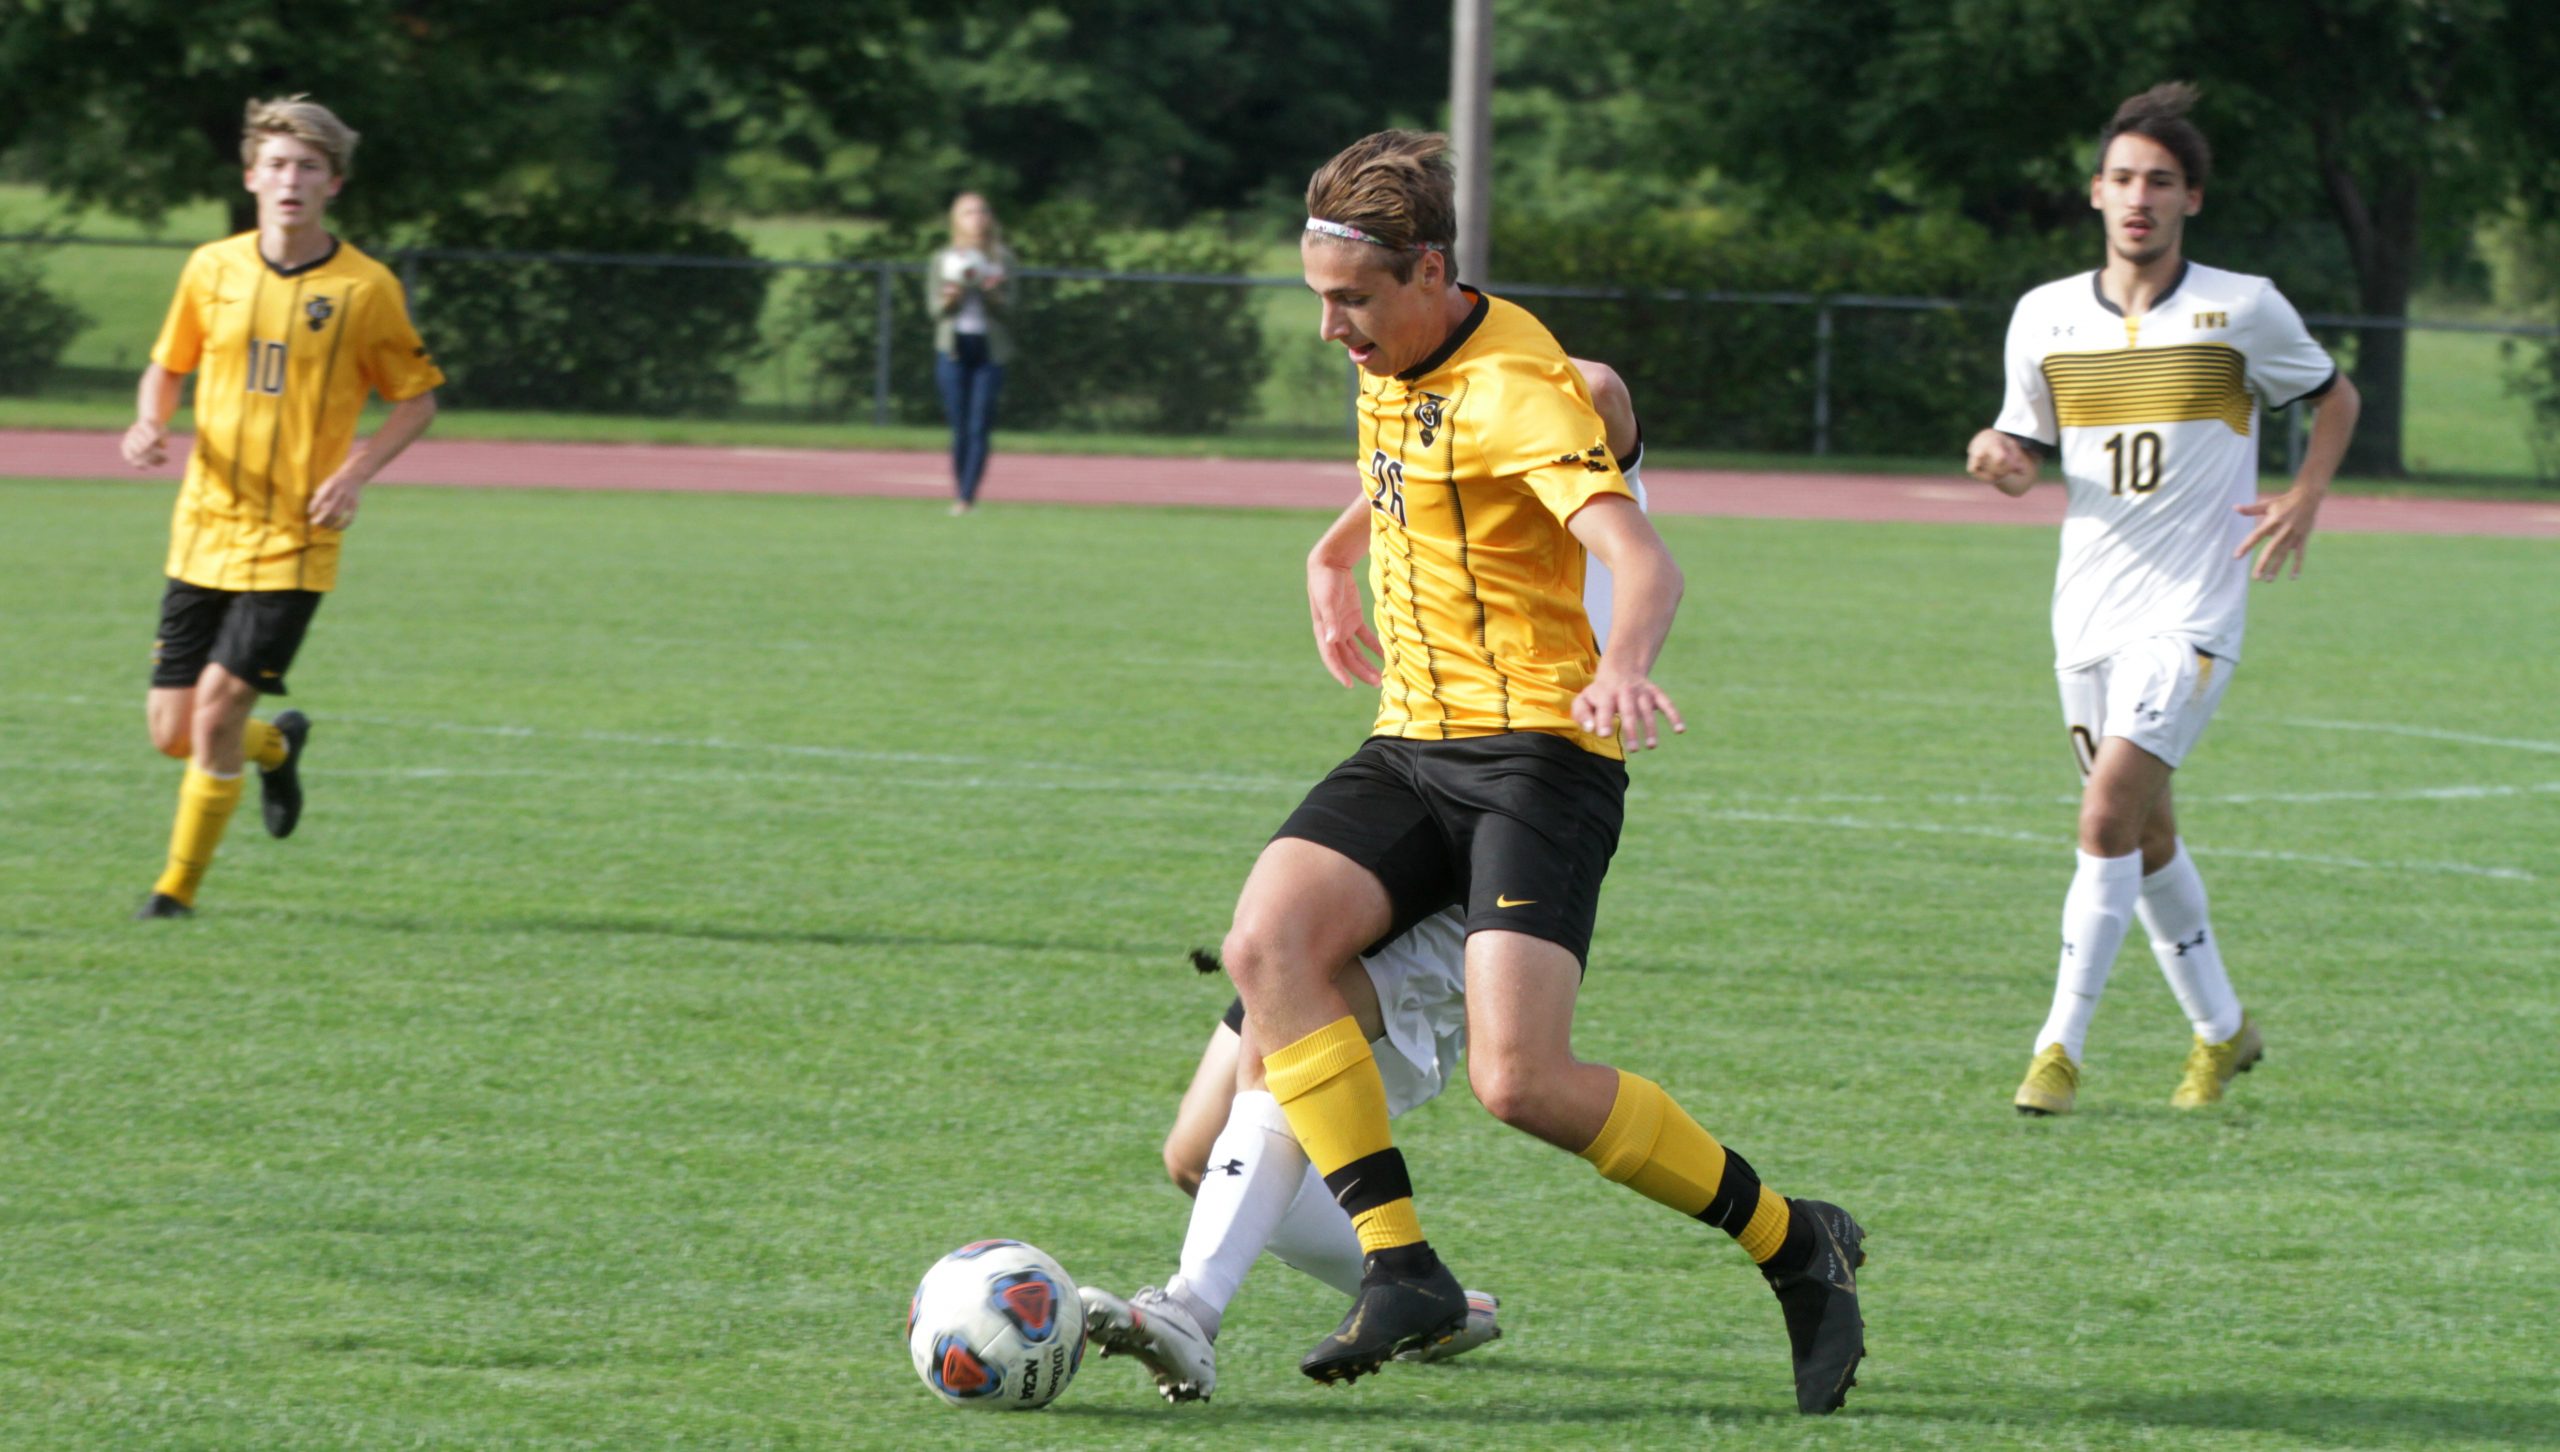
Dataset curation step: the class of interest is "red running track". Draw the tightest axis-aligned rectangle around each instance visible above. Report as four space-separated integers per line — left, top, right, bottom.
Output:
8 428 2557 537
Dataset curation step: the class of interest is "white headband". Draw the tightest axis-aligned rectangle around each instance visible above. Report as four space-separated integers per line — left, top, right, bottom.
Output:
1305 217 1446 253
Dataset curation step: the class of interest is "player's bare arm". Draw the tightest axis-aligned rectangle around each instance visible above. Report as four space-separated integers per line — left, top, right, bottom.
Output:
2235 371 2360 581
1566 495 1685 748
307 389 438 529
122 362 185 468
1306 496 1383 687
1966 427 2040 496
1570 358 1639 460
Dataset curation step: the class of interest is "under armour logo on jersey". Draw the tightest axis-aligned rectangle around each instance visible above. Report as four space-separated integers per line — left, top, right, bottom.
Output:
2062 939 2077 958
1415 392 1447 447
2174 929 2208 957
2052 324 2076 337
2192 310 2228 329
305 296 335 332
1211 1158 1245 1178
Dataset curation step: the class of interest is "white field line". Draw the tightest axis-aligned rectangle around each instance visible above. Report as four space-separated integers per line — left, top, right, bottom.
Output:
21 698 2542 879
1689 807 2537 883
2285 718 2560 756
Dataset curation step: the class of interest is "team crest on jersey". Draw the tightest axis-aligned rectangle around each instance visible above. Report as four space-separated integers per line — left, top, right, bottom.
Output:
1415 392 1447 447
305 296 335 332
2192 310 2228 329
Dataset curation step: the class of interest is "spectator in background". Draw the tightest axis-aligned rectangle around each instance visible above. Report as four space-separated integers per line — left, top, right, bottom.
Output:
929 192 1014 514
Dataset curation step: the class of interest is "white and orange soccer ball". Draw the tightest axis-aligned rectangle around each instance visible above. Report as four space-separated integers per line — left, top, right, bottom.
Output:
906 1239 1086 1410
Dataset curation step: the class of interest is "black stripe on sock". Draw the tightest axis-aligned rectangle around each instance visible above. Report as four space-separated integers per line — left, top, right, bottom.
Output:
1324 1148 1414 1219
1697 1147 1763 1237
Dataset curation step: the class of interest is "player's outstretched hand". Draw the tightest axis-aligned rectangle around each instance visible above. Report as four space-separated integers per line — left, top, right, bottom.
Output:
1574 668 1685 750
1307 558 1383 688
308 471 363 531
2234 486 2323 581
121 418 168 469
1965 428 2038 496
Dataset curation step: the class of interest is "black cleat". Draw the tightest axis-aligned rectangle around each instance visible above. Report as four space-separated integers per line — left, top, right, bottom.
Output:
134 892 194 920
1299 1253 1470 1386
1764 1199 1867 1414
259 710 310 839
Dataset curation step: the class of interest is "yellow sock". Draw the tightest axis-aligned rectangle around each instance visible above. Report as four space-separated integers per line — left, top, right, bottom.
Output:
1265 1016 1425 1254
243 718 287 771
153 765 244 906
1734 1184 1794 1264
1580 1069 1796 1264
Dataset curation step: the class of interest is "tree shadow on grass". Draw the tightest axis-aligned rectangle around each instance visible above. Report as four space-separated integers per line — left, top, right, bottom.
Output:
2099 1389 2560 1449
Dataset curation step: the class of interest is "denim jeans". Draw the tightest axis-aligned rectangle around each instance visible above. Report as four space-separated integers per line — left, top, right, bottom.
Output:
935 334 1005 504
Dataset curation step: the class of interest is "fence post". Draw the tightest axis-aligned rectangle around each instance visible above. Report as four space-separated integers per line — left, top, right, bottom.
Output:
1348 357 1363 442
873 263 894 427
1811 304 1835 457
2288 396 2307 474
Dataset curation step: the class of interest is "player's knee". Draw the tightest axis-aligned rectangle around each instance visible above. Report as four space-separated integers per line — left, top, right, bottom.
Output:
1164 1146 1205 1199
149 722 192 758
1468 1056 1550 1135
2076 802 2142 857
1218 921 1294 998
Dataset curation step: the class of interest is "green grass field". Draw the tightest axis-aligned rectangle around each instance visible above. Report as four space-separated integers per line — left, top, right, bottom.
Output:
3 476 2553 1449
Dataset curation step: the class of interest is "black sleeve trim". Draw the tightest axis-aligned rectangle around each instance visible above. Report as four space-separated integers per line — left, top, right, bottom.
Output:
2273 367 2340 411
1220 995 1245 1033
1618 427 1643 474
2000 429 2055 459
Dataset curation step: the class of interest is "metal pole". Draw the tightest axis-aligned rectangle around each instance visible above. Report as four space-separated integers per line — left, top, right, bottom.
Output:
1450 0 1493 288
1348 358 1363 441
873 262 894 427
1812 305 1835 456
2288 397 2307 473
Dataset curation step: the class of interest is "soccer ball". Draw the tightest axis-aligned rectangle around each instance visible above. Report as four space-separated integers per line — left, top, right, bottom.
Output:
906 1239 1086 1410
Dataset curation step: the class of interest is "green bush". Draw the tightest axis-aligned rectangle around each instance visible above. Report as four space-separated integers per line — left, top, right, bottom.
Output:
784 203 1269 434
402 204 766 414
1492 212 2077 456
0 246 89 395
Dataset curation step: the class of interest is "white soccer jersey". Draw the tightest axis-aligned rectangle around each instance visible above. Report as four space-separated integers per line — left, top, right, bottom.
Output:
1994 261 2336 670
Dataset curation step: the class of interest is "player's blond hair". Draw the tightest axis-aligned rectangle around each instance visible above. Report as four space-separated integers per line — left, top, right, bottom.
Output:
2097 82 2211 189
241 95 359 177
1304 130 1457 283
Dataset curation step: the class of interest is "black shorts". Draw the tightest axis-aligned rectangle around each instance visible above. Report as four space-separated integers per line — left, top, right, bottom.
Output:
1274 733 1627 967
150 579 324 695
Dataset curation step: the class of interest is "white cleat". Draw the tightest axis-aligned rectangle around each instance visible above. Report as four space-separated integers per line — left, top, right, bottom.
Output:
1079 1283 1217 1403
1397 1288 1502 1364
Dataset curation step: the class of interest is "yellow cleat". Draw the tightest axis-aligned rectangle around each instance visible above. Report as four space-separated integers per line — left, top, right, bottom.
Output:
2171 1014 2263 1109
2013 1044 2080 1116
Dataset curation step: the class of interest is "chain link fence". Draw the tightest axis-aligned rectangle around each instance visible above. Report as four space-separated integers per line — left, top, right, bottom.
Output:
6 231 2556 477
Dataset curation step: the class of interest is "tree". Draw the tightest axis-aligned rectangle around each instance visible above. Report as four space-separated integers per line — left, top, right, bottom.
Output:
1617 0 2560 477
0 0 928 232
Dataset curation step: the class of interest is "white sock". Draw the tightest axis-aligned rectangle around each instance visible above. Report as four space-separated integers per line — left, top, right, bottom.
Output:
2136 840 2243 1043
2036 848 2144 1061
1163 1090 1307 1338
1265 1162 1365 1297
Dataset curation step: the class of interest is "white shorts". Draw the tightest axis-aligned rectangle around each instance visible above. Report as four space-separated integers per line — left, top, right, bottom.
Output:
2057 635 2235 774
1360 909 1469 1118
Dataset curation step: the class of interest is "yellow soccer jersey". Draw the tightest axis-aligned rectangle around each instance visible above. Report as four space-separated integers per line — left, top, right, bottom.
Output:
1357 290 1635 760
151 232 444 592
